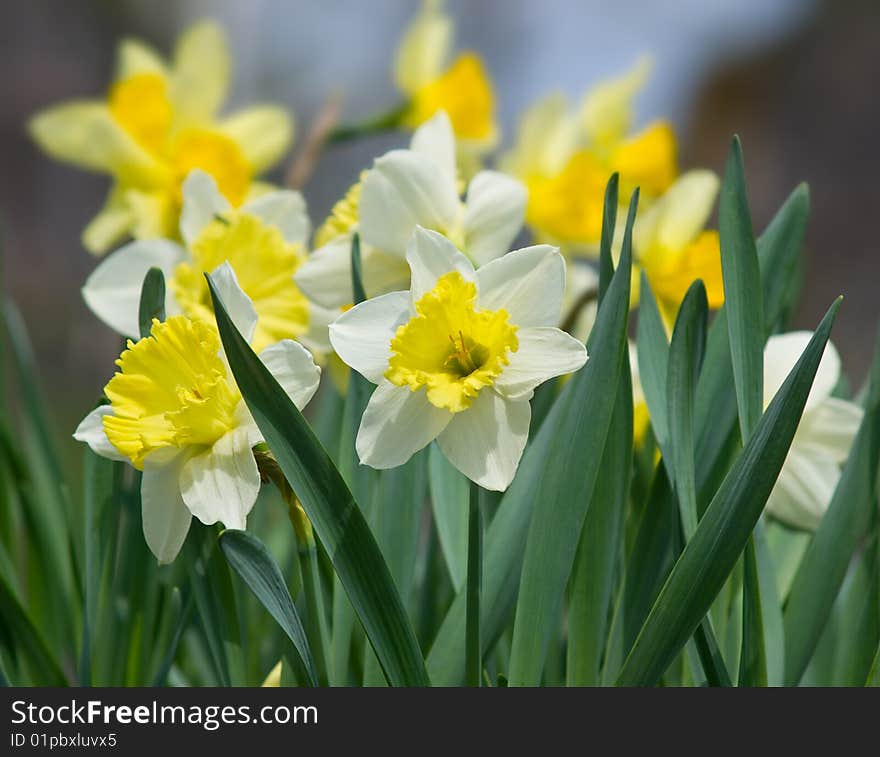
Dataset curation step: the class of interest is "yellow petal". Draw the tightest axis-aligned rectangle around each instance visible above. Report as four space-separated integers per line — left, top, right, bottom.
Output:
394 0 452 95
611 121 678 197
115 37 167 80
262 661 282 687
170 20 230 123
124 188 177 240
402 53 497 143
219 106 294 174
82 187 134 255
499 91 578 179
29 101 166 186
580 56 651 150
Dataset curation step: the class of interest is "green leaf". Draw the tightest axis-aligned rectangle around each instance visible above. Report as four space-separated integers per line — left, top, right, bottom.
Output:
207 274 429 687
507 190 636 686
783 325 880 685
617 298 841 685
598 173 619 301
350 232 367 305
567 349 633 685
637 273 670 448
138 267 166 339
738 538 767 686
427 191 637 686
465 482 484 687
753 521 785 685
428 443 468 590
220 529 317 687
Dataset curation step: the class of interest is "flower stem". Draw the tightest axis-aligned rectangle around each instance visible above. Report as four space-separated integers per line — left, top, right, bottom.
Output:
326 103 409 144
465 480 483 687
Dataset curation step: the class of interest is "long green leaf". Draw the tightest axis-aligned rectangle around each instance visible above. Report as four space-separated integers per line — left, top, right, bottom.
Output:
465 482 483 687
138 267 166 339
637 273 670 448
507 191 636 686
220 529 317 687
428 444 468 590
598 173 619 300
208 275 429 686
617 298 841 685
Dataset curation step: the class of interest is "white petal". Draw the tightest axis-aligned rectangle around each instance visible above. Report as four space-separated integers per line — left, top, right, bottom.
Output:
356 381 451 468
463 171 527 266
561 261 600 340
763 332 840 411
765 445 840 531
179 428 261 530
82 239 184 337
494 327 588 400
298 302 336 356
241 190 310 245
73 406 127 462
180 169 230 245
329 291 411 383
295 236 410 308
410 111 456 184
141 452 193 564
258 339 321 410
437 391 530 491
209 262 258 345
406 227 476 301
475 245 565 327
796 397 863 463
359 150 460 258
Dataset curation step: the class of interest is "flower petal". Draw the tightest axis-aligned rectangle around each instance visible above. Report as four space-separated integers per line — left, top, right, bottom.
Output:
765 445 840 531
82 239 184 337
241 190 310 244
763 332 841 411
209 261 258 345
475 245 565 327
406 227 475 301
463 170 527 266
393 0 452 95
170 20 230 122
796 397 863 463
359 150 460 258
437 390 530 491
82 188 134 255
141 452 193 564
219 107 293 174
115 38 166 79
409 111 456 184
180 169 231 245
179 428 261 530
73 406 128 462
356 381 451 468
298 302 336 356
499 91 577 178
494 327 588 400
329 291 411 383
258 339 321 410
580 55 651 147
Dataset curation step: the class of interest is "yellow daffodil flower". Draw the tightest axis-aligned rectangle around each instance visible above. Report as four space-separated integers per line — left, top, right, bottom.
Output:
82 170 335 356
74 280 320 563
632 170 723 328
329 227 587 490
763 333 862 531
29 21 293 255
296 111 526 309
500 58 677 253
394 0 498 155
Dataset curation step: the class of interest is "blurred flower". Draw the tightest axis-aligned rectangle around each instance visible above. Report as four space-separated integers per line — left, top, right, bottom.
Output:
296 112 525 309
394 0 498 157
500 58 677 253
29 21 293 255
763 333 862 531
82 170 334 355
74 279 320 563
632 170 723 327
329 228 586 490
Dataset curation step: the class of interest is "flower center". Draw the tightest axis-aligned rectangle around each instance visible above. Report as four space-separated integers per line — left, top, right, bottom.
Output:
108 73 173 154
103 316 241 469
171 213 310 353
386 271 518 413
169 128 251 208
402 53 496 141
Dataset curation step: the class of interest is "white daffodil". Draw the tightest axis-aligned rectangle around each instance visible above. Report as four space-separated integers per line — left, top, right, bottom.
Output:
295 111 526 310
764 332 863 531
74 268 320 563
82 169 335 356
329 228 587 491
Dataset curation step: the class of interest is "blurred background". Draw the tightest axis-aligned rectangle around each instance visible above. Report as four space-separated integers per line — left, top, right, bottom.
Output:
2 0 878 470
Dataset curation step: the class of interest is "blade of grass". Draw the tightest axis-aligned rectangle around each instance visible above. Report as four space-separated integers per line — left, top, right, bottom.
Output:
465 482 483 687
428 444 468 591
637 273 670 448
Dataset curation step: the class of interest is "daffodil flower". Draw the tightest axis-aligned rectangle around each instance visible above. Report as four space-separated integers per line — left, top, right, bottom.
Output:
394 0 498 155
82 170 334 355
296 111 526 309
632 170 723 327
29 21 293 255
329 227 587 491
763 332 863 531
499 58 677 252
74 274 320 563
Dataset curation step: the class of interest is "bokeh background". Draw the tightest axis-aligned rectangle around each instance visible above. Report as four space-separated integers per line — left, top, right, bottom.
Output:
2 0 878 471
